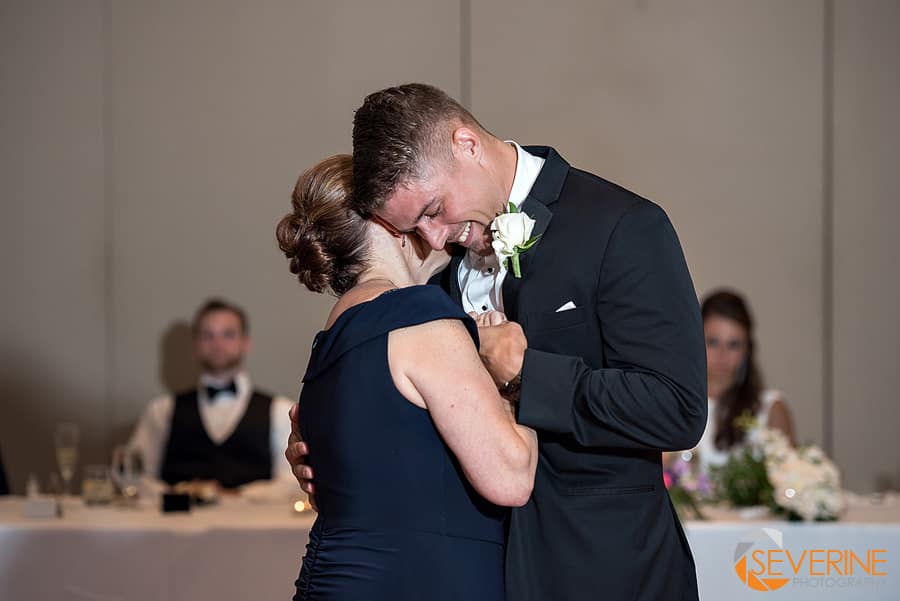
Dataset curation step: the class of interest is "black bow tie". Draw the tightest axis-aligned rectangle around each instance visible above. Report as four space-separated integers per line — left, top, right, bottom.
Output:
205 381 237 400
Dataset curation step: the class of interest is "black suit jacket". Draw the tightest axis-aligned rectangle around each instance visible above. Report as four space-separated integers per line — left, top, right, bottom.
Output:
440 147 707 601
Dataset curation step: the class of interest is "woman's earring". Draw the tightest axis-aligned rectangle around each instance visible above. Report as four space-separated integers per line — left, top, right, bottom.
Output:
401 235 407 248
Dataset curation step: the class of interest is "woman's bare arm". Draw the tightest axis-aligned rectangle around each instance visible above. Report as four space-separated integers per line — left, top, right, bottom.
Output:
389 319 538 506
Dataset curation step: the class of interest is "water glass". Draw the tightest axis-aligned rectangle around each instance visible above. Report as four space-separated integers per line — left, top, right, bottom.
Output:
82 465 114 505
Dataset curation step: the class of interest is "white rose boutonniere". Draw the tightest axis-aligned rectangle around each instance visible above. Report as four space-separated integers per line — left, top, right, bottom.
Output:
491 202 540 278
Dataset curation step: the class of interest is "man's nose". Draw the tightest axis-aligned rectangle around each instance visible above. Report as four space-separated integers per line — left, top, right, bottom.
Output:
418 223 448 250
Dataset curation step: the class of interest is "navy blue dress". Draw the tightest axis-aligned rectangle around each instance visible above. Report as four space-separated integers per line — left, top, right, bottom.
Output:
293 285 507 601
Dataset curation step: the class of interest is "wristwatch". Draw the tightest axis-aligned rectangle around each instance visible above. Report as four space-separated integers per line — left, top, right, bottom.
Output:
502 374 522 396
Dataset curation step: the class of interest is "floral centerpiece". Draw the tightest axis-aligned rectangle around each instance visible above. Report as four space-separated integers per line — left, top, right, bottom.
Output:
713 415 846 521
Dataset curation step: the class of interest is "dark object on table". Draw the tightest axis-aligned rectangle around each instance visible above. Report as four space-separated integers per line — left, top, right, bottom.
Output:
161 492 191 513
0 447 9 495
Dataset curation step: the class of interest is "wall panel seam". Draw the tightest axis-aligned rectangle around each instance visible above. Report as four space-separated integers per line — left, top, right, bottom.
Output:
460 0 471 109
102 0 115 449
822 0 835 456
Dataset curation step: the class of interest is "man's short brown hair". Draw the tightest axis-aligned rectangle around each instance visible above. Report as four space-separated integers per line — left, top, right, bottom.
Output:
192 298 248 336
350 83 485 217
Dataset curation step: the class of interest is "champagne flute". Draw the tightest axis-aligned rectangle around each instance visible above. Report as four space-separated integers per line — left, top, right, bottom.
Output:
55 423 80 496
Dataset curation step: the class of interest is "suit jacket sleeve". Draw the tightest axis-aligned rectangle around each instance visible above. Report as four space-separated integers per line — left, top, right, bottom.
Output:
516 201 707 451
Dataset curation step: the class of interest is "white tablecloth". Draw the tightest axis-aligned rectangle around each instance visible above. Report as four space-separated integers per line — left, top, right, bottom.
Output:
1 494 898 600
0 496 316 601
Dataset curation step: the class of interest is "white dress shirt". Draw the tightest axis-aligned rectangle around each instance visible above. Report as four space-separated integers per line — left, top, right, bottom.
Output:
458 142 545 314
127 371 296 501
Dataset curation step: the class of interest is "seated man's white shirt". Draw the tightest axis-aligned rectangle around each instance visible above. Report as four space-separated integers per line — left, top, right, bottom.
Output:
128 371 295 500
458 141 545 314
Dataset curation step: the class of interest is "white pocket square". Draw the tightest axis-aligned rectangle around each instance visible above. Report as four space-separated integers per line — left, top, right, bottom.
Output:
555 301 577 313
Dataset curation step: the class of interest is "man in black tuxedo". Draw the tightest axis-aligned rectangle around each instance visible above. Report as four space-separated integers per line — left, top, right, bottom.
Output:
128 298 295 499
289 83 707 600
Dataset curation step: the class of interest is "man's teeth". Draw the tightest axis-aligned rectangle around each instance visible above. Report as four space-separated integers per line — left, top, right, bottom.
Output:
458 222 471 243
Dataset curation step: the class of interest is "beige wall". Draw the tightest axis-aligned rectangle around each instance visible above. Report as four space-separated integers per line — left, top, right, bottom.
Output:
1 1 897 493
0 0 109 490
832 0 900 492
105 0 462 440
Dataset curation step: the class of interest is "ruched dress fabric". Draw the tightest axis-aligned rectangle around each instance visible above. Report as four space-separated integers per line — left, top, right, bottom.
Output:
293 285 507 601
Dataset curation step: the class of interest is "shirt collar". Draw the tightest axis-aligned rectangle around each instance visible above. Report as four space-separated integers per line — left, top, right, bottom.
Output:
506 141 546 209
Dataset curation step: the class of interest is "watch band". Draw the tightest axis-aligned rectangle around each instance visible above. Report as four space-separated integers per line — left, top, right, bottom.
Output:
502 374 522 396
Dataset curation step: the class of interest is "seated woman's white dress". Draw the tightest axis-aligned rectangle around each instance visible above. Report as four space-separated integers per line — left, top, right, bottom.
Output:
695 389 783 474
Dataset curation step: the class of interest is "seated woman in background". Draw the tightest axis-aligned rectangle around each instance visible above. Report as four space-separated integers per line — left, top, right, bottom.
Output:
694 289 797 473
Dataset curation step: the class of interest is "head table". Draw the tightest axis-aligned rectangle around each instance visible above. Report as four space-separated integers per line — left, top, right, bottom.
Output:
0 493 897 600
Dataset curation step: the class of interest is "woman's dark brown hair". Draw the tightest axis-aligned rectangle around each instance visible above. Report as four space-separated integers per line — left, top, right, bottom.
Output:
275 154 369 295
702 289 764 450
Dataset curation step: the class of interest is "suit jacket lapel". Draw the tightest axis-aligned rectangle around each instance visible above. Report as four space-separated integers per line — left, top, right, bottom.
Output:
501 146 570 321
501 197 552 322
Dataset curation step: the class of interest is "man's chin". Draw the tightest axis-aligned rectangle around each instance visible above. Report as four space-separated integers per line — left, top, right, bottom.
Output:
462 225 493 256
199 360 243 375
452 239 491 256
470 243 495 256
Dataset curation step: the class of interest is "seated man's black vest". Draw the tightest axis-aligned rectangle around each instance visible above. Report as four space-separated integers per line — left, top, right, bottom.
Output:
161 389 272 489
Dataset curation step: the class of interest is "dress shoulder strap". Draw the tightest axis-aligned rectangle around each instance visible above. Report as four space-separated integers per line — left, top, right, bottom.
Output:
302 285 477 382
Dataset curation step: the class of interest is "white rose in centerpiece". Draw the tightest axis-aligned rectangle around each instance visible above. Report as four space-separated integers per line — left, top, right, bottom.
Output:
803 445 825 464
768 445 846 521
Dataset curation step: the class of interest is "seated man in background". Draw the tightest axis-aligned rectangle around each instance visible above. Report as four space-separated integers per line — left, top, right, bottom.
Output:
128 298 294 500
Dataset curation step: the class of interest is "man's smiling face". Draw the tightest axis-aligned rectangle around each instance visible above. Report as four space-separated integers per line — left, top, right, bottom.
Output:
376 150 507 257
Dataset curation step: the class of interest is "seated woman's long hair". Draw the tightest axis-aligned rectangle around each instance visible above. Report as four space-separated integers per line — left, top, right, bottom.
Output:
702 290 764 450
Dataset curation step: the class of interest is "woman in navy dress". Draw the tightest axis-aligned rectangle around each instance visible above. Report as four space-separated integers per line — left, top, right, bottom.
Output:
276 155 538 601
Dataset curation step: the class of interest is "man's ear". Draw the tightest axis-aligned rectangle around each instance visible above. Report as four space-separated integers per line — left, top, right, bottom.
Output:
451 126 482 162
